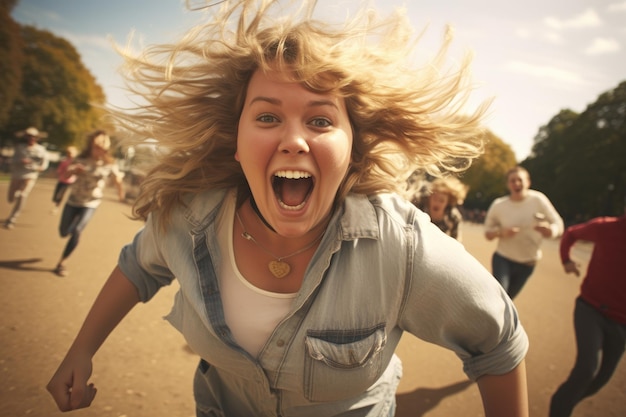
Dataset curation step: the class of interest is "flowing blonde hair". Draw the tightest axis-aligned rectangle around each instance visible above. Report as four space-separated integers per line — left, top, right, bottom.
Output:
78 130 114 164
430 177 469 207
110 0 488 227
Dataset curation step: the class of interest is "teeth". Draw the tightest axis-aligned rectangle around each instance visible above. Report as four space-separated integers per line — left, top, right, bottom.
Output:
274 170 311 179
278 200 307 210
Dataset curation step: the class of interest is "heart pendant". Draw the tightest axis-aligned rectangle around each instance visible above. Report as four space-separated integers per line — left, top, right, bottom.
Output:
269 260 290 278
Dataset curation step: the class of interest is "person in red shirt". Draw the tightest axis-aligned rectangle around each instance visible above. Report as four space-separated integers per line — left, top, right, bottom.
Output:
550 211 626 417
51 145 78 214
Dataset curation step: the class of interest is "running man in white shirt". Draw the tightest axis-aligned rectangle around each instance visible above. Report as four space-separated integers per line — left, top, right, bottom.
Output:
484 166 564 299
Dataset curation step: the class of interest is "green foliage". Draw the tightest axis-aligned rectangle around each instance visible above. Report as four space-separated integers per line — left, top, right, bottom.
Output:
0 0 19 11
522 81 626 222
462 131 517 210
0 25 108 148
0 5 23 126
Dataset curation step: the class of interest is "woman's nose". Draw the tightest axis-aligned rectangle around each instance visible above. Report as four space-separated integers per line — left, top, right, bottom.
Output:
278 124 310 155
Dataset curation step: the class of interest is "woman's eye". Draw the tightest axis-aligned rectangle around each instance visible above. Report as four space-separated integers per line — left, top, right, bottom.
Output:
257 114 278 123
310 117 332 128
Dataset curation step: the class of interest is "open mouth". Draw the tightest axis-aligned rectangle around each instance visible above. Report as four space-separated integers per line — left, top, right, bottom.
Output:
272 170 314 210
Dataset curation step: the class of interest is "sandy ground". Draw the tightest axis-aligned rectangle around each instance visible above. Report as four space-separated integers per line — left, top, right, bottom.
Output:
0 178 624 417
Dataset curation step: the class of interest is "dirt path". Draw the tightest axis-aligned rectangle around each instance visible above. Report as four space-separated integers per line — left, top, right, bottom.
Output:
1 178 624 417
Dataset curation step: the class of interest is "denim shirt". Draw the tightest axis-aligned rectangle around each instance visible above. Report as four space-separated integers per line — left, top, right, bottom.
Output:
118 189 528 417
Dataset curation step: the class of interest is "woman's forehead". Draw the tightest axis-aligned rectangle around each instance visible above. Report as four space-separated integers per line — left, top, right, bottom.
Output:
508 171 527 180
246 69 346 107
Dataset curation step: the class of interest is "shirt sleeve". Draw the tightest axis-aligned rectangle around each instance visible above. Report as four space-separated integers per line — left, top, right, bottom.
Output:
400 218 528 380
449 207 462 239
537 192 564 238
37 147 50 172
483 199 501 234
559 218 600 263
118 213 175 302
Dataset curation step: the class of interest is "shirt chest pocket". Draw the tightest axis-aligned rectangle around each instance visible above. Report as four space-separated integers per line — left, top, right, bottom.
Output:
303 325 386 402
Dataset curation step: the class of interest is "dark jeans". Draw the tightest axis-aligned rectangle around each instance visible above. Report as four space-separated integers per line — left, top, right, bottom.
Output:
59 204 96 259
52 182 71 205
550 297 626 417
491 252 535 299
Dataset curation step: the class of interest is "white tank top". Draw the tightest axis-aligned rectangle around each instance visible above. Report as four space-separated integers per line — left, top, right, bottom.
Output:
217 191 296 357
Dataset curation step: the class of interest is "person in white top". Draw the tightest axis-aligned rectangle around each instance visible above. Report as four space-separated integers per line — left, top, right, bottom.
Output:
484 166 564 299
53 130 124 277
4 127 50 229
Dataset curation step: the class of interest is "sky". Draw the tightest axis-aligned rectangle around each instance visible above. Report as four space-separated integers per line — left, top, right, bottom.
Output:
11 0 626 161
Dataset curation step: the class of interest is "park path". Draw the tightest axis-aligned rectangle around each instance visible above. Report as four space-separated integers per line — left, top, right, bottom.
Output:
0 178 624 417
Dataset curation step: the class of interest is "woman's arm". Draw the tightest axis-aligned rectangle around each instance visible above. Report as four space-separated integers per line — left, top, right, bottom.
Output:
539 195 564 238
477 361 529 417
109 167 126 201
47 266 140 411
483 204 503 241
114 175 125 201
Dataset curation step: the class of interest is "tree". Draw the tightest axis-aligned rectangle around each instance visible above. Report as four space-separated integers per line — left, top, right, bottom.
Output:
0 25 108 148
521 109 579 219
522 81 626 222
0 0 23 127
462 130 517 210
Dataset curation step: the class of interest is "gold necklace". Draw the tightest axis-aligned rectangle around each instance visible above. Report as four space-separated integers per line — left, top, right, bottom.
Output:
235 211 323 278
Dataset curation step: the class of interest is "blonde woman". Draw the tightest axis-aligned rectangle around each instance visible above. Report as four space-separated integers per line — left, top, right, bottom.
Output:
47 1 528 415
413 176 469 241
53 131 124 277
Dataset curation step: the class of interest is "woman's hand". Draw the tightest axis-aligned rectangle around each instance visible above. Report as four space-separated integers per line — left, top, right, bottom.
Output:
563 260 580 277
46 267 140 412
70 164 87 175
534 221 553 238
46 350 97 411
485 227 519 240
502 227 521 238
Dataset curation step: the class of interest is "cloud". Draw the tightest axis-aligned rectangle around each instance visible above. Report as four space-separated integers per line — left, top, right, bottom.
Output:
515 27 564 45
15 5 62 24
505 61 585 85
515 28 531 39
607 1 626 12
584 37 621 55
544 8 602 30
53 30 114 51
543 32 564 45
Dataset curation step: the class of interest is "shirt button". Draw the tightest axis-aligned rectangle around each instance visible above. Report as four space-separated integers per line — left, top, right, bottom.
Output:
276 339 285 347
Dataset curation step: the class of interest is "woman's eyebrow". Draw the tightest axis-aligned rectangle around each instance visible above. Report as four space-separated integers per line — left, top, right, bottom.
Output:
309 99 339 110
249 96 280 106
